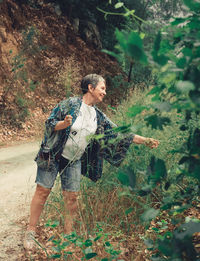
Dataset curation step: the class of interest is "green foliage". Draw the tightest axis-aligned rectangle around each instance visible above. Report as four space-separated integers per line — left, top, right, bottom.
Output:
152 32 168 66
145 220 200 261
45 226 122 260
115 29 147 64
105 0 200 259
20 1 200 259
145 115 170 130
0 24 43 126
46 0 149 50
117 165 136 189
105 74 131 104
127 105 146 117
141 208 160 222
13 93 30 124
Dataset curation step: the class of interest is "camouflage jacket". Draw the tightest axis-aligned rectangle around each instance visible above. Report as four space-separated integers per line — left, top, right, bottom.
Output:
35 97 134 182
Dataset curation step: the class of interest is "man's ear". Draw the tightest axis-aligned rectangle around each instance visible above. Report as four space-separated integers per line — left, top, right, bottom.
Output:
88 84 94 93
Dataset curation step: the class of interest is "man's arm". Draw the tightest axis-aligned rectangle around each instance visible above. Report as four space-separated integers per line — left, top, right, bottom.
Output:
54 115 72 131
133 135 159 149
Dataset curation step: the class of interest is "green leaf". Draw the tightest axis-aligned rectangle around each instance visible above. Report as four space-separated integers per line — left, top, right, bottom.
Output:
154 102 171 112
127 43 143 60
105 241 111 246
138 184 152 196
148 157 167 183
157 240 172 257
152 32 168 66
94 235 102 241
115 30 147 63
127 32 147 63
125 207 134 215
94 134 104 140
117 171 129 186
128 31 143 49
62 241 70 247
182 47 193 57
154 55 168 66
176 57 187 69
141 208 159 222
176 81 195 93
164 181 171 190
51 254 62 258
144 238 154 249
115 2 124 9
84 239 93 247
154 31 161 53
147 86 160 96
127 105 146 117
174 221 200 240
170 205 190 214
117 166 136 188
161 72 176 85
140 32 145 39
145 115 170 130
191 128 200 152
48 235 55 242
183 0 200 11
112 124 131 133
115 29 128 52
189 90 200 106
171 17 187 26
101 49 121 60
85 253 98 259
124 10 135 16
179 156 189 165
45 219 60 228
152 227 159 232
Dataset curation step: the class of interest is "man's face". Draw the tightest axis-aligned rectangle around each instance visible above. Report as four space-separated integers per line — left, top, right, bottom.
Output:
91 81 106 103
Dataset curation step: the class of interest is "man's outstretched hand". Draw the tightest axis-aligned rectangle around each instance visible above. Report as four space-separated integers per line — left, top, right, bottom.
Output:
144 138 159 149
133 135 159 149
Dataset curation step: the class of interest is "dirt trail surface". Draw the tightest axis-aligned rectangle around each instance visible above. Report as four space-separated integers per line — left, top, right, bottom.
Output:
0 141 40 260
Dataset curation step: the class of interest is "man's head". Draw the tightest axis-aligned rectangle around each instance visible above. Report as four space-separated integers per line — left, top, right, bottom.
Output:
81 74 105 94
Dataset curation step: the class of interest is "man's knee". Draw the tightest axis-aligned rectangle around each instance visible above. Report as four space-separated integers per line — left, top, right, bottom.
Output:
63 191 79 211
63 191 78 200
36 184 51 200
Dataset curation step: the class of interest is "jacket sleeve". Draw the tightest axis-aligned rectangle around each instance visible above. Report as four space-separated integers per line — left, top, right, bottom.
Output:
99 113 135 167
43 98 72 150
101 133 134 167
45 98 73 137
45 104 63 139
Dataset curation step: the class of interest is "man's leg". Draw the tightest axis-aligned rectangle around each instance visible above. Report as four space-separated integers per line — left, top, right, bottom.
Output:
24 185 51 249
62 190 79 234
60 159 81 234
27 184 51 231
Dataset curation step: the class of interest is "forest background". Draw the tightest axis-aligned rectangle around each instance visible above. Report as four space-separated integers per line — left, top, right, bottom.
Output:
0 0 200 260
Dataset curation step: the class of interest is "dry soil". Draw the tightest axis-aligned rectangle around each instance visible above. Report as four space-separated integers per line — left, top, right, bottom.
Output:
0 141 40 260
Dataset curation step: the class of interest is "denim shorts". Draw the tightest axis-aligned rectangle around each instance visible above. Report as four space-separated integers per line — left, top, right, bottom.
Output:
35 159 81 192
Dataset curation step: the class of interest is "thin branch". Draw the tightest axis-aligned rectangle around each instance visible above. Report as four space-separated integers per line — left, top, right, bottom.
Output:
97 7 147 24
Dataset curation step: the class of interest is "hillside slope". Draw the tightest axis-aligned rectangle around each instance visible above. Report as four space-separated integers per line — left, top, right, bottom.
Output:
0 0 123 144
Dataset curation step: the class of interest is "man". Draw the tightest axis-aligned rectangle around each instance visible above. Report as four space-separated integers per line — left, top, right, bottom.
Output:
24 74 159 250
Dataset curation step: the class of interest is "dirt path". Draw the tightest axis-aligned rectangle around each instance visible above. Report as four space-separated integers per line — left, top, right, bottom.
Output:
0 141 40 260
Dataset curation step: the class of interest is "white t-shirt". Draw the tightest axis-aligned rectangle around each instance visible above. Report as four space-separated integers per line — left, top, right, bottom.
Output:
62 102 97 161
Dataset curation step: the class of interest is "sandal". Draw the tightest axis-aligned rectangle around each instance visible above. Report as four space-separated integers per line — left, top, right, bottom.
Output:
23 230 36 250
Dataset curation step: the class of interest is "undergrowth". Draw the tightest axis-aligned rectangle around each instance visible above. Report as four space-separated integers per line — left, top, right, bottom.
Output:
24 86 200 260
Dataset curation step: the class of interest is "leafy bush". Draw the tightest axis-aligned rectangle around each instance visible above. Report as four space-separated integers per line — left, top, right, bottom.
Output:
109 0 200 259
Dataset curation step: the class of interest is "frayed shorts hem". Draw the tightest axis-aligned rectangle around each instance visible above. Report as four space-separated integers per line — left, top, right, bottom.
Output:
35 159 81 192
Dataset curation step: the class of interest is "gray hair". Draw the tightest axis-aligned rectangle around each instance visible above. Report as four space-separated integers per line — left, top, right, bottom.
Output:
81 74 105 94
